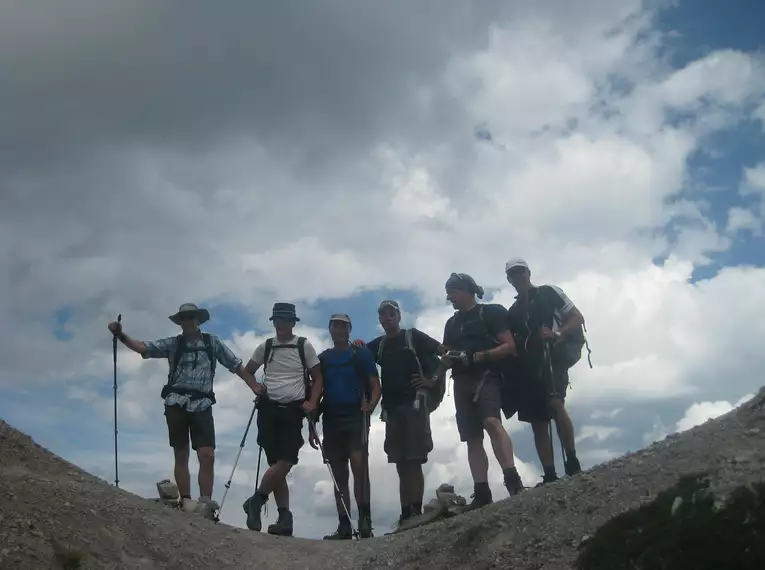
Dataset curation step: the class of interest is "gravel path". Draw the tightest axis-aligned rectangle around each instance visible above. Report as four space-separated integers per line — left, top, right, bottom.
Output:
2 386 763 570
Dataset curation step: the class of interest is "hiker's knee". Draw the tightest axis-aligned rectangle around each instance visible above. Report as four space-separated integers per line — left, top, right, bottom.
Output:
197 447 214 464
482 416 504 435
531 421 550 438
173 445 190 463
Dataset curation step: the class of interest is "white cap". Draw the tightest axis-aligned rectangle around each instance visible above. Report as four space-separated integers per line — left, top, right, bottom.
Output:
505 258 529 273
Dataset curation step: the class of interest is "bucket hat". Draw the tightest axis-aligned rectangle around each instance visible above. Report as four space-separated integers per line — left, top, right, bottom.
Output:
270 302 300 322
169 303 210 325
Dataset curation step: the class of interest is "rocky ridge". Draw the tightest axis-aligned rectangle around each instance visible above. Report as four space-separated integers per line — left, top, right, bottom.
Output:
1 386 764 569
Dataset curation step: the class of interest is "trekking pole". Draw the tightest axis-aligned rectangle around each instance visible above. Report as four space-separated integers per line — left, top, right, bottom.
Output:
112 314 121 488
215 395 260 521
544 342 567 470
361 410 371 537
308 416 360 540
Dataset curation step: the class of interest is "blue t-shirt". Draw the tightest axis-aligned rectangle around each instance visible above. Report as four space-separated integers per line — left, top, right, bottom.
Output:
320 345 378 412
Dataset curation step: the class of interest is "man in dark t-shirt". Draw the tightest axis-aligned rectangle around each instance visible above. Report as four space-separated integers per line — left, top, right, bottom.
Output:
505 258 584 485
356 300 444 526
441 272 525 509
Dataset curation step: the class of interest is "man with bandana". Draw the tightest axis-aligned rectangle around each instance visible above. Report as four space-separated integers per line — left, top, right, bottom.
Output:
440 273 525 509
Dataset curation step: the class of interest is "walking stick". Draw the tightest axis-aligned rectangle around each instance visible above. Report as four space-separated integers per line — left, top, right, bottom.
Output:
215 396 260 521
112 314 121 488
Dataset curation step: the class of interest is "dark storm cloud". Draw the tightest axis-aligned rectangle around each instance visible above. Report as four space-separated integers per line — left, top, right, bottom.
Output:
0 0 514 178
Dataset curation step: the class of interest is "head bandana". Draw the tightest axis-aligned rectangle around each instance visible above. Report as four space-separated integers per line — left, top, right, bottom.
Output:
445 272 484 299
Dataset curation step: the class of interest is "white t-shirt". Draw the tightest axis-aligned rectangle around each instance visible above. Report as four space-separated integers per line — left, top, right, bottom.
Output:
249 336 320 404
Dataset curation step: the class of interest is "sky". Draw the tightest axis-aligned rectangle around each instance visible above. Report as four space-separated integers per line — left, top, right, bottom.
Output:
1 0 764 540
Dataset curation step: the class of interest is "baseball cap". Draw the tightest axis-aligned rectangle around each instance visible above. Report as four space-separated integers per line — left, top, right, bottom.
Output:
377 299 400 312
329 313 352 325
505 258 529 273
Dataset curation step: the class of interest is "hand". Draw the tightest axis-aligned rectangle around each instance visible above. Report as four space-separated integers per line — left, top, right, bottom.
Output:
539 326 554 340
360 398 373 413
352 338 366 348
251 382 266 396
108 321 122 335
302 400 316 414
411 373 434 389
308 425 320 450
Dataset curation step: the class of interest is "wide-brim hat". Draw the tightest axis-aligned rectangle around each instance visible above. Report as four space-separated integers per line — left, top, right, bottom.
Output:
169 303 210 325
269 302 300 322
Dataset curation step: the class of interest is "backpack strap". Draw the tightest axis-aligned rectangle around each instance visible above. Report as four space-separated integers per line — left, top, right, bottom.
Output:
168 334 185 385
263 338 274 372
201 333 216 377
403 329 425 377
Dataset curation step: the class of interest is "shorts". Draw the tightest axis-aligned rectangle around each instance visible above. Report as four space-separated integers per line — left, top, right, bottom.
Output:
453 368 503 442
516 357 570 424
383 402 433 464
322 410 368 464
256 398 305 466
164 404 216 451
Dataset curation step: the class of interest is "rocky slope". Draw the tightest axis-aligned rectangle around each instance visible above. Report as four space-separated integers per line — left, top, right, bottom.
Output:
1 387 764 570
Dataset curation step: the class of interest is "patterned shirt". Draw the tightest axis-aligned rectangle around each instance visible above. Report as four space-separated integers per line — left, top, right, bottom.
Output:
142 333 243 412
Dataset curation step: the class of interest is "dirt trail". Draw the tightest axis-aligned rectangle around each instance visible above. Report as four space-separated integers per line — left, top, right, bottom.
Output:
1 387 764 569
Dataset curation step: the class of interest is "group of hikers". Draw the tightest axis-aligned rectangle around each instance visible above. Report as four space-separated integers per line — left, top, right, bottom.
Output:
108 257 591 539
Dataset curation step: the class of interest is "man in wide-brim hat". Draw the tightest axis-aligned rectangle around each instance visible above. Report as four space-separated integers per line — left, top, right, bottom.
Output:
108 302 263 517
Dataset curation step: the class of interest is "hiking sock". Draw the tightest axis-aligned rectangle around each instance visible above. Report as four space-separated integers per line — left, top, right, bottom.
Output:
411 502 422 516
400 505 412 520
359 504 371 520
503 467 524 495
180 494 191 500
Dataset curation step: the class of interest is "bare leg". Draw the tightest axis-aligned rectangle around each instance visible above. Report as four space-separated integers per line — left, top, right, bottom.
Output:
196 447 214 498
173 446 191 497
483 417 515 469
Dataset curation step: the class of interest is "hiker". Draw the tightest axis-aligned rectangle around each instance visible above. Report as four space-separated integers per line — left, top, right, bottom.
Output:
504 258 584 485
315 313 381 539
354 300 446 526
440 273 525 509
107 303 263 514
240 302 323 536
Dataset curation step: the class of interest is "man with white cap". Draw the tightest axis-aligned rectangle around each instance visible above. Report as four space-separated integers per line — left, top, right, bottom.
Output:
315 313 381 539
108 303 263 514
504 258 585 484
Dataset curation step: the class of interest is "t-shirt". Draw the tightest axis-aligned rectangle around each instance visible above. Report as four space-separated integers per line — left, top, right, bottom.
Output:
319 345 378 414
442 303 510 375
249 336 320 404
507 285 578 358
366 328 441 411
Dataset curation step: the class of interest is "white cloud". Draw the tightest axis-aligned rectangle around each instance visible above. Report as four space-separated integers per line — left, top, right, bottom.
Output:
726 206 760 234
675 394 754 433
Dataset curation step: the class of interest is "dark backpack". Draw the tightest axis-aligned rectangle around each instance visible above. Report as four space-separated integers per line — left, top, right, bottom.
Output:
525 285 592 370
375 328 445 414
161 333 217 403
263 336 312 400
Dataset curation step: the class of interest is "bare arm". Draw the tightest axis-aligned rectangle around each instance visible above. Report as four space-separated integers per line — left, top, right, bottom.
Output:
308 364 324 407
558 306 585 337
115 332 148 355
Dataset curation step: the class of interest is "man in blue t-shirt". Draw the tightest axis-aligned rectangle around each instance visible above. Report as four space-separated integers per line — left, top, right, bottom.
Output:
313 313 381 540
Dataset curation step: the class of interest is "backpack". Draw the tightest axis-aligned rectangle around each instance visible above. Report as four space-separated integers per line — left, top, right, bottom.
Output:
262 336 312 400
524 285 592 370
317 345 370 414
375 329 445 414
161 333 217 403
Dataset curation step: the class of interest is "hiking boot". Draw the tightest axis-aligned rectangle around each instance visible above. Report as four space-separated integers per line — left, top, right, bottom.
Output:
534 473 559 488
503 468 525 496
196 496 220 521
242 491 268 532
267 508 293 536
323 519 354 540
465 483 493 511
565 455 582 476
358 515 374 539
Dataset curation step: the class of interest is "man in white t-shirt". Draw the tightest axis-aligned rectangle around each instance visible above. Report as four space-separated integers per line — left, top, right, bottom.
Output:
241 302 323 536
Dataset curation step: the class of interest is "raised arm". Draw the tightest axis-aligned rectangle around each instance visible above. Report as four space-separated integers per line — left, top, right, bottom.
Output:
108 320 171 357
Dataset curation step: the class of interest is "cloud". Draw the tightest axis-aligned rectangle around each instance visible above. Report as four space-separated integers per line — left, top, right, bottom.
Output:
1 0 764 539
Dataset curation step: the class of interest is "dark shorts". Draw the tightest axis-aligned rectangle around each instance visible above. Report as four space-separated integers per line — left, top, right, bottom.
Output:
322 410 368 464
383 402 433 464
516 357 570 424
256 398 305 466
453 368 503 442
164 404 216 451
